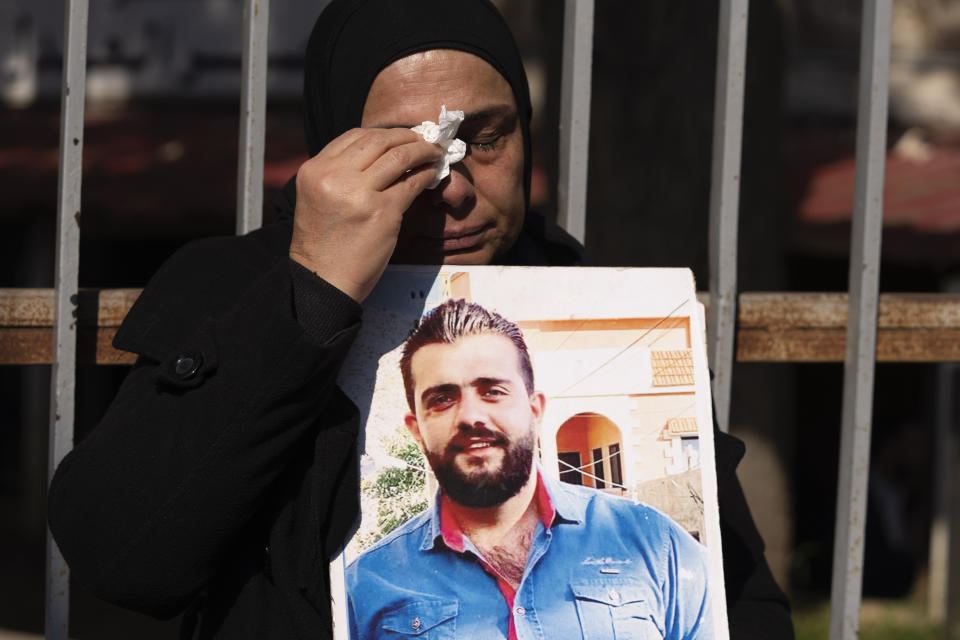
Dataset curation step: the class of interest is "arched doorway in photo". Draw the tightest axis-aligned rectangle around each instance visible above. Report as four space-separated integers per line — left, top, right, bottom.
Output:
555 412 624 494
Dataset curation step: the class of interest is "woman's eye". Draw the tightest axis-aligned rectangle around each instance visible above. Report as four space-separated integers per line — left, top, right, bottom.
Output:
469 137 501 152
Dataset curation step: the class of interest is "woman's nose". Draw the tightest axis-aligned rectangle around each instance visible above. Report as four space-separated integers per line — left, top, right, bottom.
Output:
434 167 475 210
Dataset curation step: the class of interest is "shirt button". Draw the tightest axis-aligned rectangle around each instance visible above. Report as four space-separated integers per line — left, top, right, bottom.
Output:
174 353 202 379
514 606 526 616
608 589 621 603
411 617 421 630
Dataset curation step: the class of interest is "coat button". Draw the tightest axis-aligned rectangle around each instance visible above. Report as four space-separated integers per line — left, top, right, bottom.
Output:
174 353 202 379
514 606 526 616
411 617 421 630
608 588 621 603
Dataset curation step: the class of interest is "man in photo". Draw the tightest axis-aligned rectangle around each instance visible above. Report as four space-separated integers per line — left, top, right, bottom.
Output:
346 298 713 639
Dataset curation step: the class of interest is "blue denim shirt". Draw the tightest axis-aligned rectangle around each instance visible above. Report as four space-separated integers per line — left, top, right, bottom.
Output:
346 472 713 639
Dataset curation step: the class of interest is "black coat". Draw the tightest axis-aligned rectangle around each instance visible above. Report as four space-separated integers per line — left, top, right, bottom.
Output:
48 213 792 639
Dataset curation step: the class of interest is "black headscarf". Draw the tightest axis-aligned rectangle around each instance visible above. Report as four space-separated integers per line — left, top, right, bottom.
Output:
300 0 534 205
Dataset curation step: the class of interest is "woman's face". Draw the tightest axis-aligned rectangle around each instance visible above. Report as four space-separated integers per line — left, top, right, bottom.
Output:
361 49 526 265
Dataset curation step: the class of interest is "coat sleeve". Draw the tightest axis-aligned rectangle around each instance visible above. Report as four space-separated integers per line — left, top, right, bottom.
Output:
47 234 361 618
715 429 796 639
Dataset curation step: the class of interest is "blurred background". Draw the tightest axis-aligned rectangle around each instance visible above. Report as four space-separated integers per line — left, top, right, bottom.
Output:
1 0 959 637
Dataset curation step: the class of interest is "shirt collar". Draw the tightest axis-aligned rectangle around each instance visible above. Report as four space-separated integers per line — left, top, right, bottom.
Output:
419 464 583 552
539 466 586 525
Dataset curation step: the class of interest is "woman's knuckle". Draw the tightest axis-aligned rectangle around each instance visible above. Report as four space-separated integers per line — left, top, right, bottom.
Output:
388 146 410 166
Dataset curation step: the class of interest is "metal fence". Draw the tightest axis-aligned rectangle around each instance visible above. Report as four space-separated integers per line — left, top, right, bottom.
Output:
1 0 956 638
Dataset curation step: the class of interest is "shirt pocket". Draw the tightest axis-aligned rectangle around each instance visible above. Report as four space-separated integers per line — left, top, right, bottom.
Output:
571 581 663 640
378 600 458 639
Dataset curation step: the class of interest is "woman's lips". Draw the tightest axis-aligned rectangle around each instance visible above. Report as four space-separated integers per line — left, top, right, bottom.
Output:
427 224 492 252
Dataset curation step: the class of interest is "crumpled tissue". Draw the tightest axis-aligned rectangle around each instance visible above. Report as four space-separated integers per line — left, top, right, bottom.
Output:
411 105 467 189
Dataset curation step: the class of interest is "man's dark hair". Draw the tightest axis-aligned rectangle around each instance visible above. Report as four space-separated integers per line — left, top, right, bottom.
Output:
400 298 534 411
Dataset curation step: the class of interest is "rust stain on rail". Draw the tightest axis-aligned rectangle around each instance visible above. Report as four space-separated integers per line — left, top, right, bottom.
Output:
0 288 141 327
0 327 135 365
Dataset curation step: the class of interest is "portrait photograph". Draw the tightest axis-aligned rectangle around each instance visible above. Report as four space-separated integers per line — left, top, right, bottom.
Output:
331 266 729 639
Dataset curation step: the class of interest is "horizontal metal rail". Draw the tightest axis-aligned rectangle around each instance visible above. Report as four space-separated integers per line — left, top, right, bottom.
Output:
3 289 958 365
2 289 140 365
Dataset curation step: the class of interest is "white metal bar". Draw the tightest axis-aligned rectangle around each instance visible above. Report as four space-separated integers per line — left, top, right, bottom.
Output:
929 360 955 620
47 0 89 637
930 274 959 622
706 0 749 433
828 2 892 639
236 0 270 234
556 0 594 245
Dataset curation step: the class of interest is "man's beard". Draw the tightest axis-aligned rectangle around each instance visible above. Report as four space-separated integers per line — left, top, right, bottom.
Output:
425 423 536 508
